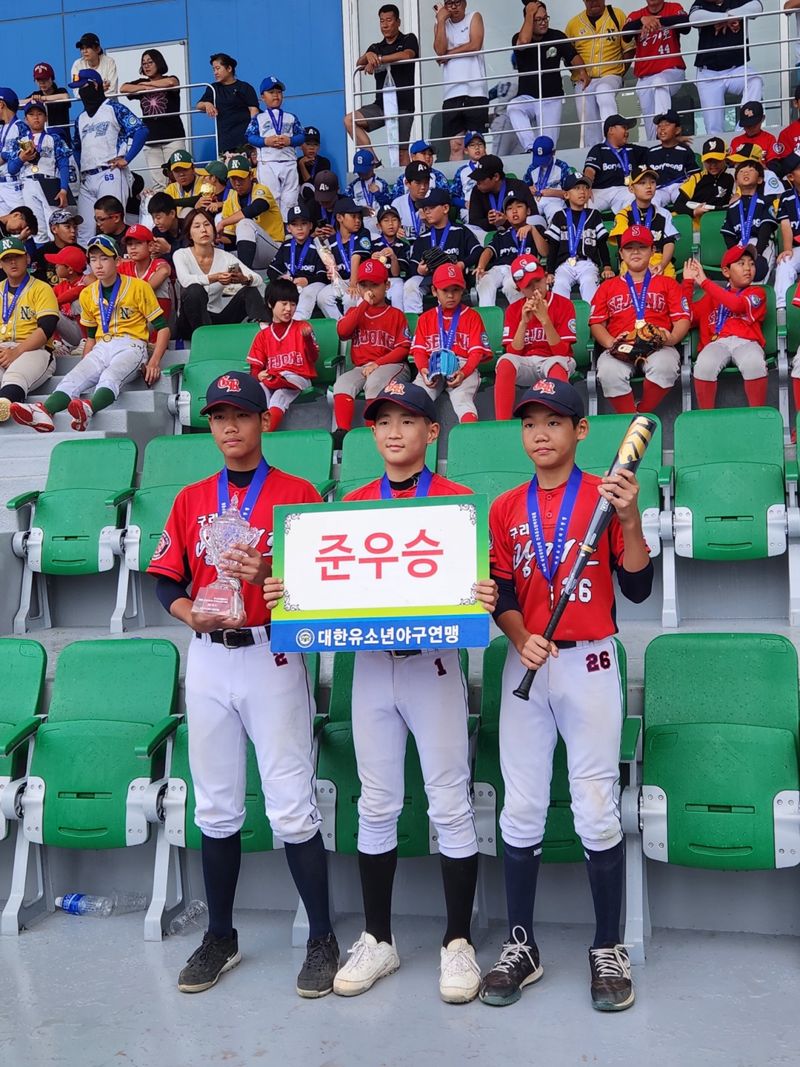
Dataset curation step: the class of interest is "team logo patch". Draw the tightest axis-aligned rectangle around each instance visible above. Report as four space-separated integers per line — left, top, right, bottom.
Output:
568 318 577 334
152 530 171 561
775 143 785 155
546 47 557 58
681 297 689 312
385 379 407 396
217 374 242 393
533 379 556 395
481 331 490 347
749 294 763 308
359 236 372 251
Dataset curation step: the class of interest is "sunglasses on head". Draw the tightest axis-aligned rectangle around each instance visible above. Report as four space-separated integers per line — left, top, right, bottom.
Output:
512 261 542 281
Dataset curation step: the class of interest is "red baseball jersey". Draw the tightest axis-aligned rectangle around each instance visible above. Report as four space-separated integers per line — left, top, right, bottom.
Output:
502 293 577 358
247 321 319 379
489 472 631 641
729 129 778 158
336 302 412 367
344 472 471 501
147 466 321 627
769 121 800 163
410 304 492 377
627 3 688 77
684 277 766 348
589 273 689 336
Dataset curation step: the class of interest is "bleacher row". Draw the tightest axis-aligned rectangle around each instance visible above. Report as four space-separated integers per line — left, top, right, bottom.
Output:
1 629 797 964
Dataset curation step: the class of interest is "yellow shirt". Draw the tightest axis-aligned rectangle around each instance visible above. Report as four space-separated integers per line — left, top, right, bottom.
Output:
221 181 284 243
165 171 209 217
0 275 59 345
79 275 163 342
564 8 633 80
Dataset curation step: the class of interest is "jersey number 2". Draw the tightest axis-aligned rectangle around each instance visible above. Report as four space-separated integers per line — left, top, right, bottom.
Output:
586 651 612 673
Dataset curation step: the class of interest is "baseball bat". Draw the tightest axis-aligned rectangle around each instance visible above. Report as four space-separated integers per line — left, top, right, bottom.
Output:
512 415 658 701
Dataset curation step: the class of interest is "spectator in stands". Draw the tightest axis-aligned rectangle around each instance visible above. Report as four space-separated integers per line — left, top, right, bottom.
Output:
0 89 27 216
173 209 267 338
390 140 450 200
247 75 304 221
673 136 735 222
121 50 186 189
32 208 83 286
583 115 644 214
10 101 71 241
565 0 634 147
0 236 58 424
346 5 420 166
468 155 536 238
647 108 700 207
405 187 481 313
730 140 785 201
70 32 118 96
23 63 72 146
307 170 339 237
524 136 574 224
345 149 392 233
371 203 411 309
689 0 764 135
148 193 186 262
775 154 800 307
316 196 374 319
721 151 776 282
218 154 283 269
45 245 89 351
730 101 777 157
267 204 328 320
610 166 679 276
297 126 331 191
93 196 129 249
119 224 173 325
546 173 613 301
433 0 489 161
475 192 546 307
196 53 259 154
506 2 588 152
158 149 207 217
768 87 800 175
786 0 800 87
623 0 690 139
451 131 486 222
391 160 430 238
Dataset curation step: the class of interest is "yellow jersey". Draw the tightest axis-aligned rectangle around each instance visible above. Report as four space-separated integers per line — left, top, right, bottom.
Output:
0 276 59 345
221 181 284 243
564 7 634 80
79 275 163 342
165 171 209 217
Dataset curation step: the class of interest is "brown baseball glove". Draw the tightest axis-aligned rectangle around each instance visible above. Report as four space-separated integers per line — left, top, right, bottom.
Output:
609 322 666 370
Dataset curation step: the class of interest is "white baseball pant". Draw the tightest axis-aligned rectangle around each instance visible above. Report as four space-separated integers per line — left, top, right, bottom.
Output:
260 370 311 412
636 69 685 139
590 185 634 215
597 345 680 397
477 265 521 307
495 352 576 384
695 65 764 135
316 284 361 320
256 160 300 223
22 177 60 243
505 95 564 151
693 335 766 381
552 259 600 303
498 639 624 852
293 281 325 321
57 336 148 399
575 75 623 147
332 361 409 401
404 274 427 315
537 195 567 224
0 343 55 396
775 249 800 308
0 177 24 214
77 168 132 246
413 360 480 422
388 276 405 311
142 141 187 189
352 649 477 858
653 180 683 209
235 218 280 270
185 631 321 842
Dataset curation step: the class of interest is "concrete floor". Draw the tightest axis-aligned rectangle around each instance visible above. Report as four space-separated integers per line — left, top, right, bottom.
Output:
0 911 795 1067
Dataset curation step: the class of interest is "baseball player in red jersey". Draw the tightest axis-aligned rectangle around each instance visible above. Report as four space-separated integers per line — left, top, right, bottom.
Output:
148 370 339 997
480 377 652 1012
767 86 800 172
683 249 767 408
590 225 690 413
496 254 576 420
622 1 690 139
411 262 491 423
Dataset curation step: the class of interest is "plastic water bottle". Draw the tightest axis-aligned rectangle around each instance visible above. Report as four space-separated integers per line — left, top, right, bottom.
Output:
55 891 148 916
168 899 208 935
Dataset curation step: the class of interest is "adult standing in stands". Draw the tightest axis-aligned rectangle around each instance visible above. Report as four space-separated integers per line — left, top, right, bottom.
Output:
23 63 73 146
121 49 186 187
196 54 259 155
623 0 691 139
70 32 118 96
346 5 420 167
506 2 590 151
433 0 489 162
565 0 634 148
689 0 764 135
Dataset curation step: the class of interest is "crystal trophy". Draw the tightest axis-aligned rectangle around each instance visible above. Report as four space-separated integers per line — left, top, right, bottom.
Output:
192 503 261 618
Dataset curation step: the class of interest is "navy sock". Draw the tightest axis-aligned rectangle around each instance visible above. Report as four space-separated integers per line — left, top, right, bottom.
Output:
284 831 333 940
585 841 624 948
502 840 542 944
359 848 397 944
440 852 479 946
201 831 241 939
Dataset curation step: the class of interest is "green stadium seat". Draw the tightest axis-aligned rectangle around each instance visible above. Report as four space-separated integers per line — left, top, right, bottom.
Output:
174 355 251 429
1 639 180 937
261 429 335 496
698 209 727 277
0 639 46 843
476 304 505 383
671 212 695 275
336 426 437 499
622 633 800 960
572 299 597 411
182 323 259 363
7 439 137 634
446 421 529 503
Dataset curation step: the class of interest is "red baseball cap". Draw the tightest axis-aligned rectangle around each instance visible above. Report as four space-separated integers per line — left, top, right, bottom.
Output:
721 245 756 269
44 246 87 273
357 258 388 283
432 262 466 289
620 225 654 248
124 224 154 243
33 63 55 80
510 253 544 289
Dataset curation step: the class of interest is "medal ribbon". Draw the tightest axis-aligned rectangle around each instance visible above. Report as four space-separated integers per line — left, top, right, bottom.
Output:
624 268 652 322
360 179 375 208
608 144 631 181
631 204 653 229
380 466 434 500
715 286 732 336
489 180 508 213
217 458 271 520
267 108 284 136
430 223 451 250
513 228 531 255
738 194 758 246
98 277 121 337
535 162 553 196
526 465 583 595
289 237 311 276
566 209 587 258
408 194 421 238
335 232 356 273
437 305 462 351
1 274 30 329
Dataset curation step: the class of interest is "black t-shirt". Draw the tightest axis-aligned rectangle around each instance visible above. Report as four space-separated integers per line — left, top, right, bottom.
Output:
469 177 536 231
368 32 420 115
647 143 700 187
513 29 578 100
691 0 752 70
297 154 333 187
199 79 259 153
29 85 72 143
126 79 186 143
584 142 648 189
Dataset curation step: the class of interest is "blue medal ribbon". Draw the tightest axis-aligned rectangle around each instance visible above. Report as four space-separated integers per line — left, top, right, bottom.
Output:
267 108 284 136
408 194 422 238
335 232 356 273
360 179 375 208
714 286 732 337
631 204 653 229
289 237 311 276
794 190 800 238
623 268 652 324
217 458 271 520
98 277 121 338
379 465 434 500
607 144 631 182
437 305 462 351
566 209 587 259
526 465 583 603
1 274 30 330
489 180 508 214
430 222 451 250
513 228 531 255
737 194 758 246
534 161 553 196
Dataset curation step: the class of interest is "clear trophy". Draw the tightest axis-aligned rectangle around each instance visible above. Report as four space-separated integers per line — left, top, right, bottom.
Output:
192 502 261 618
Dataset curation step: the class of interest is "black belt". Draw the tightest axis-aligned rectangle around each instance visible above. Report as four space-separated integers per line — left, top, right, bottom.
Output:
389 649 422 658
81 165 113 177
554 640 577 650
197 626 269 649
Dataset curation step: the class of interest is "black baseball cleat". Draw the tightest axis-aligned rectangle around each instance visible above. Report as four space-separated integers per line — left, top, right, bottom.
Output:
588 945 635 1012
297 932 340 998
178 929 241 993
479 926 544 1007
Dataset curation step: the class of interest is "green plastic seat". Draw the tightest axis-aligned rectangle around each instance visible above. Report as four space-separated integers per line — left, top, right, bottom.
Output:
641 633 800 870
405 312 419 338
261 429 335 496
446 421 529 503
178 356 251 429
311 317 346 388
671 212 694 274
476 305 505 381
0 639 46 838
336 426 437 500
186 323 259 363
698 210 728 277
786 282 800 354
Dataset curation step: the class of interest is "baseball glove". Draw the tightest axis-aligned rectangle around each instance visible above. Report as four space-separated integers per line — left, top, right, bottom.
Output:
421 246 453 273
609 322 665 370
428 348 461 381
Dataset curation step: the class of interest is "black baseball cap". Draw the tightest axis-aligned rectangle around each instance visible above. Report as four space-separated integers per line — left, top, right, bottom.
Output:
419 188 451 207
76 32 101 48
334 195 366 215
784 152 800 173
702 136 727 161
630 166 659 184
603 114 636 135
304 125 321 143
200 371 268 415
377 205 401 221
563 173 591 190
364 380 437 422
654 108 681 126
738 101 764 127
470 154 505 182
513 378 585 419
313 170 339 204
286 205 311 224
503 191 528 210
405 161 431 182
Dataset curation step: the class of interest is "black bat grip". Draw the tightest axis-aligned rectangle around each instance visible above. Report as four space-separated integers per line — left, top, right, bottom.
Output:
513 666 537 701
512 599 568 701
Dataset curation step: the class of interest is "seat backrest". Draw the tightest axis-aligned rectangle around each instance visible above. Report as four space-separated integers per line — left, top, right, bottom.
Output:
183 357 252 430
576 414 662 474
310 317 341 364
336 426 437 500
699 210 728 269
673 407 784 472
762 283 777 357
262 430 333 492
48 639 179 726
477 305 504 355
446 421 529 487
671 213 694 272
189 323 259 364
572 299 592 373
0 638 46 728
45 439 137 493
139 435 222 490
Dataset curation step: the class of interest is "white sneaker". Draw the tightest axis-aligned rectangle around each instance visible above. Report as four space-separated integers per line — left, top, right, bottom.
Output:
440 938 481 1004
10 402 54 433
333 932 400 997
67 398 93 431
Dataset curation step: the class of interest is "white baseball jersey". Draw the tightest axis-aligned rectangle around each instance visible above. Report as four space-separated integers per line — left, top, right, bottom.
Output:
247 109 304 165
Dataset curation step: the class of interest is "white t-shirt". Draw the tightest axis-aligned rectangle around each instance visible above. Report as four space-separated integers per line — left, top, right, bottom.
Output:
442 10 488 101
172 247 265 314
70 54 119 96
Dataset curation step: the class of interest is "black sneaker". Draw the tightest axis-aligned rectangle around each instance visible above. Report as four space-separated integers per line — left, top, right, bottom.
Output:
588 945 635 1012
297 932 340 998
479 926 544 1007
177 930 241 994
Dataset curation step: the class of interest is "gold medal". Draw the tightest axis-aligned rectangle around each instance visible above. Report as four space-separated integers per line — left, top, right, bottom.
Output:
30 165 39 174
635 318 646 329
624 176 632 186
0 325 6 336
567 257 577 267
102 333 111 342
